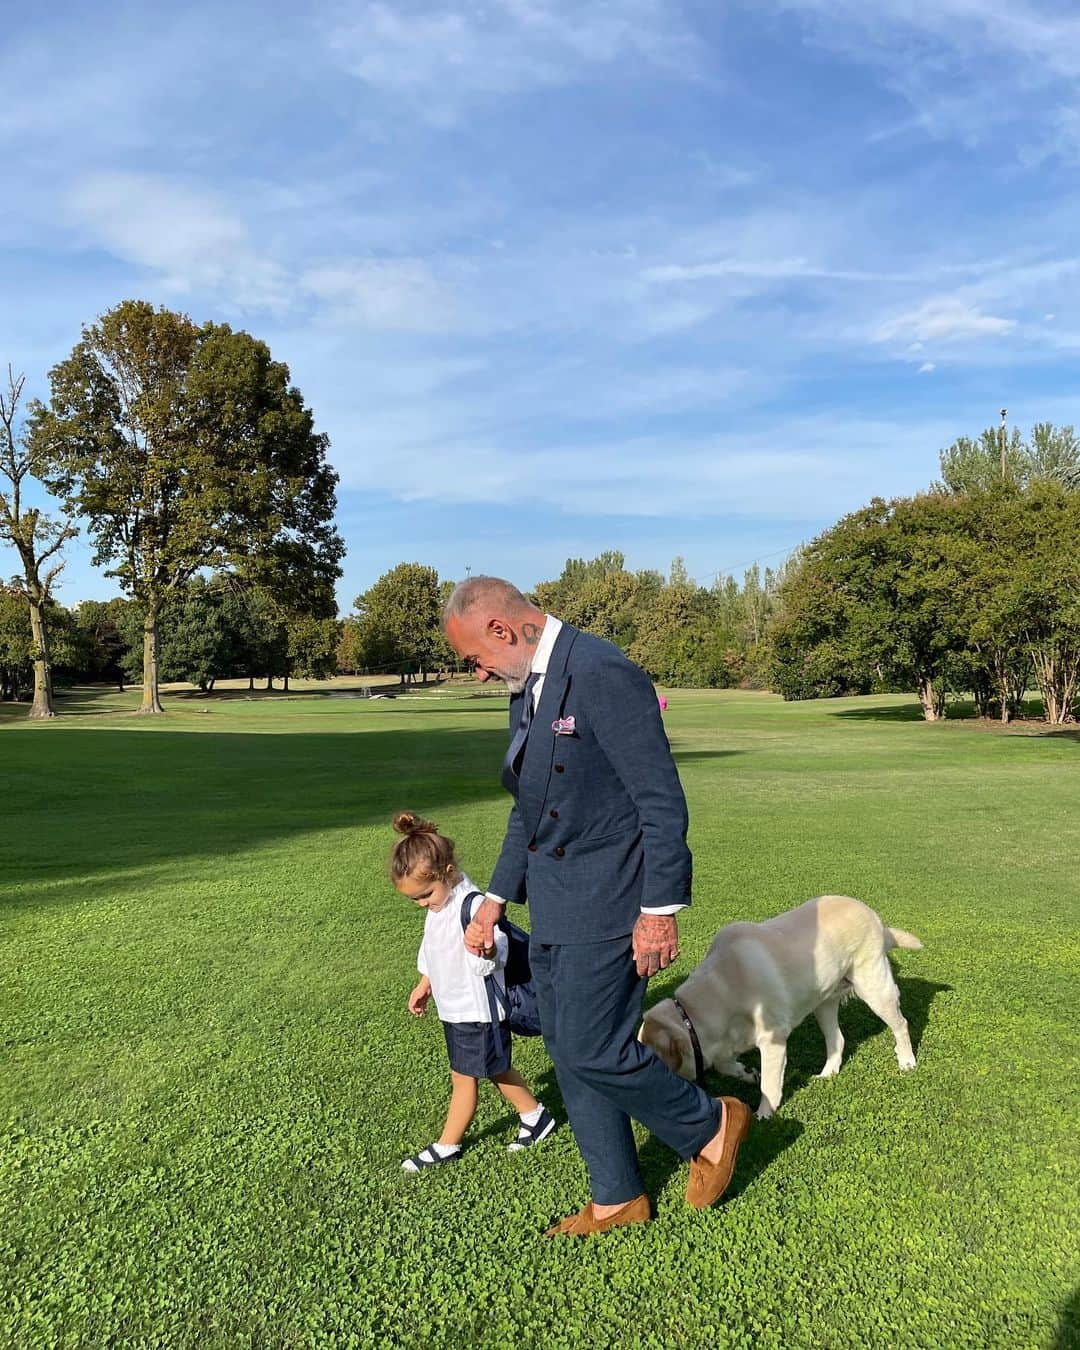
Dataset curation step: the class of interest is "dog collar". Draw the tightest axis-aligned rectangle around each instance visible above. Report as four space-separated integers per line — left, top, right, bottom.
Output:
672 996 706 1087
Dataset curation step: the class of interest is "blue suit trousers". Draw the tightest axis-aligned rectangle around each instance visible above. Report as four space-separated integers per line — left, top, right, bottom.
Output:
530 937 721 1204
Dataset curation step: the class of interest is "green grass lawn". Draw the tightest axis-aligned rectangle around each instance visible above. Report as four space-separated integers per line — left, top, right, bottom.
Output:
2 685 1078 1348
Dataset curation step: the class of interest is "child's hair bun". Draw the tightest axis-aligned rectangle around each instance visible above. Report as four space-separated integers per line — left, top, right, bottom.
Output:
393 811 438 837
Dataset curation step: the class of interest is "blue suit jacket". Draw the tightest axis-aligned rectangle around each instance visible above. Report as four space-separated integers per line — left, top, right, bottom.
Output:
489 623 693 944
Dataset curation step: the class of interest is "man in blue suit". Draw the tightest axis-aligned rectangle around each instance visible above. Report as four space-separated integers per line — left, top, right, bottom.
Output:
443 576 751 1236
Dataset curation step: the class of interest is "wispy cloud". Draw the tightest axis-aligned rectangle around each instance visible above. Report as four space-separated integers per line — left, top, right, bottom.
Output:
643 258 920 285
68 172 290 310
874 297 1016 344
302 260 455 331
325 0 703 115
769 0 1080 158
327 411 958 521
7 0 1080 609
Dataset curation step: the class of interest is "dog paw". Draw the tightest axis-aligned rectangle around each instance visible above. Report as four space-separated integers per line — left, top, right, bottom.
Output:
897 1054 917 1071
813 1065 840 1079
755 1104 774 1121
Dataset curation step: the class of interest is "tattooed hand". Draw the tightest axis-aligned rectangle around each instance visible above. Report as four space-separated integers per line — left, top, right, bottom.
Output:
632 913 680 978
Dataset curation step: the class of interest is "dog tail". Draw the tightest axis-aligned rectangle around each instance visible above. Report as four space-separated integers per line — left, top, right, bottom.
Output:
886 926 923 951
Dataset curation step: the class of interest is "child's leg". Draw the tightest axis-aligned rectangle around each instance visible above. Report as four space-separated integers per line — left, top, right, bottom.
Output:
491 1068 539 1115
493 1068 556 1151
438 1072 479 1146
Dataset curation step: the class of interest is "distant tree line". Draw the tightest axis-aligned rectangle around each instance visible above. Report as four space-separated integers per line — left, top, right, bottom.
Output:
6 314 1078 732
0 579 341 701
335 422 1080 726
334 551 787 691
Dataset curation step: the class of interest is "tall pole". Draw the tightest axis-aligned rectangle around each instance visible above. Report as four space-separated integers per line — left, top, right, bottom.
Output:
1000 407 1008 480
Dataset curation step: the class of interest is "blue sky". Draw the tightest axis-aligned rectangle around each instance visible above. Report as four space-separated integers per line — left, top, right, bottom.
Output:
3 0 1079 611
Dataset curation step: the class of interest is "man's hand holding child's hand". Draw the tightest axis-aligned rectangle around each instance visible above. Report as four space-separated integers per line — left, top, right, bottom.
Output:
408 979 432 1017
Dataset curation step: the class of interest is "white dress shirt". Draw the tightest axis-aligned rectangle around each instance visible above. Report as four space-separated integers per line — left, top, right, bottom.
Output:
417 874 509 1023
487 615 686 917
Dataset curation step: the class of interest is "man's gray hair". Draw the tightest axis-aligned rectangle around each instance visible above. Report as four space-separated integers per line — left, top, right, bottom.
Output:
442 575 534 628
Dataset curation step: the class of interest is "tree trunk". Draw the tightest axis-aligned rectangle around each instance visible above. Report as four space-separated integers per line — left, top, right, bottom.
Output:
26 598 56 719
138 601 165 714
248 674 254 691
1001 659 1026 723
266 676 274 691
971 669 993 719
283 671 290 692
1031 642 1079 725
917 675 945 721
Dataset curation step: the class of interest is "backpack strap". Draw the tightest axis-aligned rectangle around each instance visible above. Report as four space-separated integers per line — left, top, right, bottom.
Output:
460 890 485 934
460 890 506 1024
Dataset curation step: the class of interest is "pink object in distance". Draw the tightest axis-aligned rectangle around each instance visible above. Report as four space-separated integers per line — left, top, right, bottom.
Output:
657 695 668 712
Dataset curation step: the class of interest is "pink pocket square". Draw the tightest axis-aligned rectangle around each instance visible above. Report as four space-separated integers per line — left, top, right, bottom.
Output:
551 715 576 735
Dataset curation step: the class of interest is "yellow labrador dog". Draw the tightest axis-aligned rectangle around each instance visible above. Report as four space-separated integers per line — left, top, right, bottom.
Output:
639 896 923 1119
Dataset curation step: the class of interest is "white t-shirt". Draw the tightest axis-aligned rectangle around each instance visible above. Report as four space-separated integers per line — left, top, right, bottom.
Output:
417 874 509 1024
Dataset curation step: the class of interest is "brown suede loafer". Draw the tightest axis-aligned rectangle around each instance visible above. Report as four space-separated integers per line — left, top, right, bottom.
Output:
544 1193 651 1237
686 1096 752 1210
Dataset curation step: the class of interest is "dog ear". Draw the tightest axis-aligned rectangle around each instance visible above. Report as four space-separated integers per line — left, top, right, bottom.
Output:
640 1010 680 1072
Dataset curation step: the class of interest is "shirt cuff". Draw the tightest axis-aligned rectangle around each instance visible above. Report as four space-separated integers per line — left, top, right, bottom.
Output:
485 892 508 906
640 903 688 916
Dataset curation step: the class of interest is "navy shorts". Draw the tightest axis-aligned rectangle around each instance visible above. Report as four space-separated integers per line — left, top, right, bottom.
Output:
442 1019 511 1078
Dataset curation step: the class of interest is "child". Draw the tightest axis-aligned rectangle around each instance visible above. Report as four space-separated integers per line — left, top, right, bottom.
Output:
390 811 555 1172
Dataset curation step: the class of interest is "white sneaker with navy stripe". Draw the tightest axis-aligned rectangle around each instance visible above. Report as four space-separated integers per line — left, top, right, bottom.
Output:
508 1106 556 1152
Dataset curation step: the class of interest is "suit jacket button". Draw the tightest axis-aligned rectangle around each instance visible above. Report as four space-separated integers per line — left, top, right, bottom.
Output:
549 809 559 819
554 764 565 773
528 842 538 852
554 846 565 858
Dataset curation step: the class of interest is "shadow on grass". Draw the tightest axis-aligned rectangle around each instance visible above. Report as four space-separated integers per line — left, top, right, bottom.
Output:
830 695 1070 728
780 976 951 1104
0 683 502 722
636 1091 803 1202
0 723 512 910
1055 1287 1079 1349
829 700 941 723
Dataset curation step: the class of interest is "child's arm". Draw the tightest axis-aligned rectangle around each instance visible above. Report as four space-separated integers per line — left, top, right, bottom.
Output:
408 975 432 1017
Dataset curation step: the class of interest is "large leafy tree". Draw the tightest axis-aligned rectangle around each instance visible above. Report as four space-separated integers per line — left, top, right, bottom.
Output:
770 496 969 719
629 574 739 689
351 562 442 683
0 367 78 717
1003 484 1080 724
28 300 343 713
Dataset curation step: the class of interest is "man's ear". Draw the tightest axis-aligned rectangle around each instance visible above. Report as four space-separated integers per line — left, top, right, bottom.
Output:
486 617 513 643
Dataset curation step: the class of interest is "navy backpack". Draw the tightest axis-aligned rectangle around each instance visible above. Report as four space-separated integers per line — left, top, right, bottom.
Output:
461 891 542 1037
